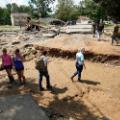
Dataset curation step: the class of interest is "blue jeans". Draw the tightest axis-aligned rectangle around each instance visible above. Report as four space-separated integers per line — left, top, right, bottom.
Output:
39 70 50 89
72 63 83 80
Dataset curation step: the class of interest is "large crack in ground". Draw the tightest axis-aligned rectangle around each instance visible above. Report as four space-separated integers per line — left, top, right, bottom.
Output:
27 44 120 66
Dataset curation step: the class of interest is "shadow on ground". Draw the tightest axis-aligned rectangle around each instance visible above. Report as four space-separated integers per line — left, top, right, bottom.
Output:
0 78 111 120
45 95 111 120
0 78 42 96
80 80 101 86
50 86 68 95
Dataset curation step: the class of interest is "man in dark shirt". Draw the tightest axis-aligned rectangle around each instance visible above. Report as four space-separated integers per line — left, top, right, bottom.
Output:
112 25 119 45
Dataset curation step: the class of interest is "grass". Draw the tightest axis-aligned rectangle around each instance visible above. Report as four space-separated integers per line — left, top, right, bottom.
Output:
0 25 20 32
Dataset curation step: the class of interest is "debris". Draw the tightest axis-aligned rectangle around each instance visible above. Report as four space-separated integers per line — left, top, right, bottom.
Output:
12 41 20 45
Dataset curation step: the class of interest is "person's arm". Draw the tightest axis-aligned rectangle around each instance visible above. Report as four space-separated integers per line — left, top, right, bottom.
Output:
0 55 2 58
1 55 3 66
20 54 25 62
83 61 86 69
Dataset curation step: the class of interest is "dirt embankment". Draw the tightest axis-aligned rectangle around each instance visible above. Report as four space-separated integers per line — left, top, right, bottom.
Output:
32 45 120 66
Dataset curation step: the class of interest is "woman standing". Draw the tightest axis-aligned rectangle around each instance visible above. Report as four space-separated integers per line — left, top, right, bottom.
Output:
13 49 26 85
1 48 15 84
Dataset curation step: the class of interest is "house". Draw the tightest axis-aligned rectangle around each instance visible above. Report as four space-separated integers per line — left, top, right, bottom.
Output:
11 13 30 26
77 16 90 23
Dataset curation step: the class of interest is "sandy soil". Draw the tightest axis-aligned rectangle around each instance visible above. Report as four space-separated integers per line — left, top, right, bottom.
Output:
0 32 120 120
0 58 120 120
34 34 120 56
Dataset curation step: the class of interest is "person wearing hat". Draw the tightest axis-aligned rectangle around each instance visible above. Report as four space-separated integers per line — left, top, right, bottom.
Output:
71 48 86 82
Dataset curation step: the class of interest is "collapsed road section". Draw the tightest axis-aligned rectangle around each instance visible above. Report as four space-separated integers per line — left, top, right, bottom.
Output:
23 44 120 66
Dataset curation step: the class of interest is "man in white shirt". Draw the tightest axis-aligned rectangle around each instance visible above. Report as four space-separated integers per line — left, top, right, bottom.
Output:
71 48 86 82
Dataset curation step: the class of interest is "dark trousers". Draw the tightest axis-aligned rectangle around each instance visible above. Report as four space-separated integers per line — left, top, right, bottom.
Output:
72 63 83 80
39 70 51 89
112 35 119 44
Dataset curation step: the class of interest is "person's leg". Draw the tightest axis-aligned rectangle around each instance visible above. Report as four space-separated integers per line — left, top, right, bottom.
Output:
44 70 51 89
39 71 44 90
93 30 95 37
99 31 102 40
116 37 119 44
96 30 99 40
21 70 26 84
71 63 78 81
16 71 22 84
98 31 100 40
111 36 114 45
77 70 82 81
71 71 78 80
6 69 15 83
77 65 83 81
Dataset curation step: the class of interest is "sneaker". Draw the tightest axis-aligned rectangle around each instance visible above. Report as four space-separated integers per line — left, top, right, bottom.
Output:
78 78 82 82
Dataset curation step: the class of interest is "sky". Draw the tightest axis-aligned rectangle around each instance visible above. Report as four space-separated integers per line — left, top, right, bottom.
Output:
0 0 30 7
0 0 81 7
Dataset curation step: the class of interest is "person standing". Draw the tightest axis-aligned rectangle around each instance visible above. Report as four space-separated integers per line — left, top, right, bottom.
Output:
96 22 104 41
35 51 52 91
92 22 96 37
1 48 15 84
71 48 86 82
112 25 119 45
13 49 26 85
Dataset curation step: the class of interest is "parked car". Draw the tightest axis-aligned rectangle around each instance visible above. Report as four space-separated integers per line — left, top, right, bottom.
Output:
66 20 76 25
49 19 65 26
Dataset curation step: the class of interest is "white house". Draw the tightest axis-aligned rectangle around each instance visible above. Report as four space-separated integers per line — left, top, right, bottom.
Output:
11 13 30 26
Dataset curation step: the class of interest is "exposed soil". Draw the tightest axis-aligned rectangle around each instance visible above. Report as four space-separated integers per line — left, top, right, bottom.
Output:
33 34 120 56
0 32 120 120
34 45 120 66
0 58 120 120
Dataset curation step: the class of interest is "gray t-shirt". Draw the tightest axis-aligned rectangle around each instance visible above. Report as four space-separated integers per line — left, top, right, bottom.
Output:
40 55 48 66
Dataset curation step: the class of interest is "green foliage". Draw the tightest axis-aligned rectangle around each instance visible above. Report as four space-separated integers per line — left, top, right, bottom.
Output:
29 0 55 18
79 0 106 21
0 7 11 25
93 0 120 21
55 0 79 21
0 3 31 25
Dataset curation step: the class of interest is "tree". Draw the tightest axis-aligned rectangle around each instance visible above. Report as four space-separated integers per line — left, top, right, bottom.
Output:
93 0 120 21
0 4 32 25
55 0 79 21
78 0 107 22
0 6 11 25
29 0 55 18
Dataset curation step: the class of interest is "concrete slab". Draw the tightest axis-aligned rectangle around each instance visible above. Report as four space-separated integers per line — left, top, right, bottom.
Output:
61 24 92 34
0 94 49 120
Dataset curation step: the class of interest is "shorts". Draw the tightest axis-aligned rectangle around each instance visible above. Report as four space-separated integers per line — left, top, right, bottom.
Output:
3 65 12 70
15 66 24 72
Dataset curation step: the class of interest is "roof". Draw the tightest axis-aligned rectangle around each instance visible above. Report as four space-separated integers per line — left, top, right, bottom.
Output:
11 13 30 17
